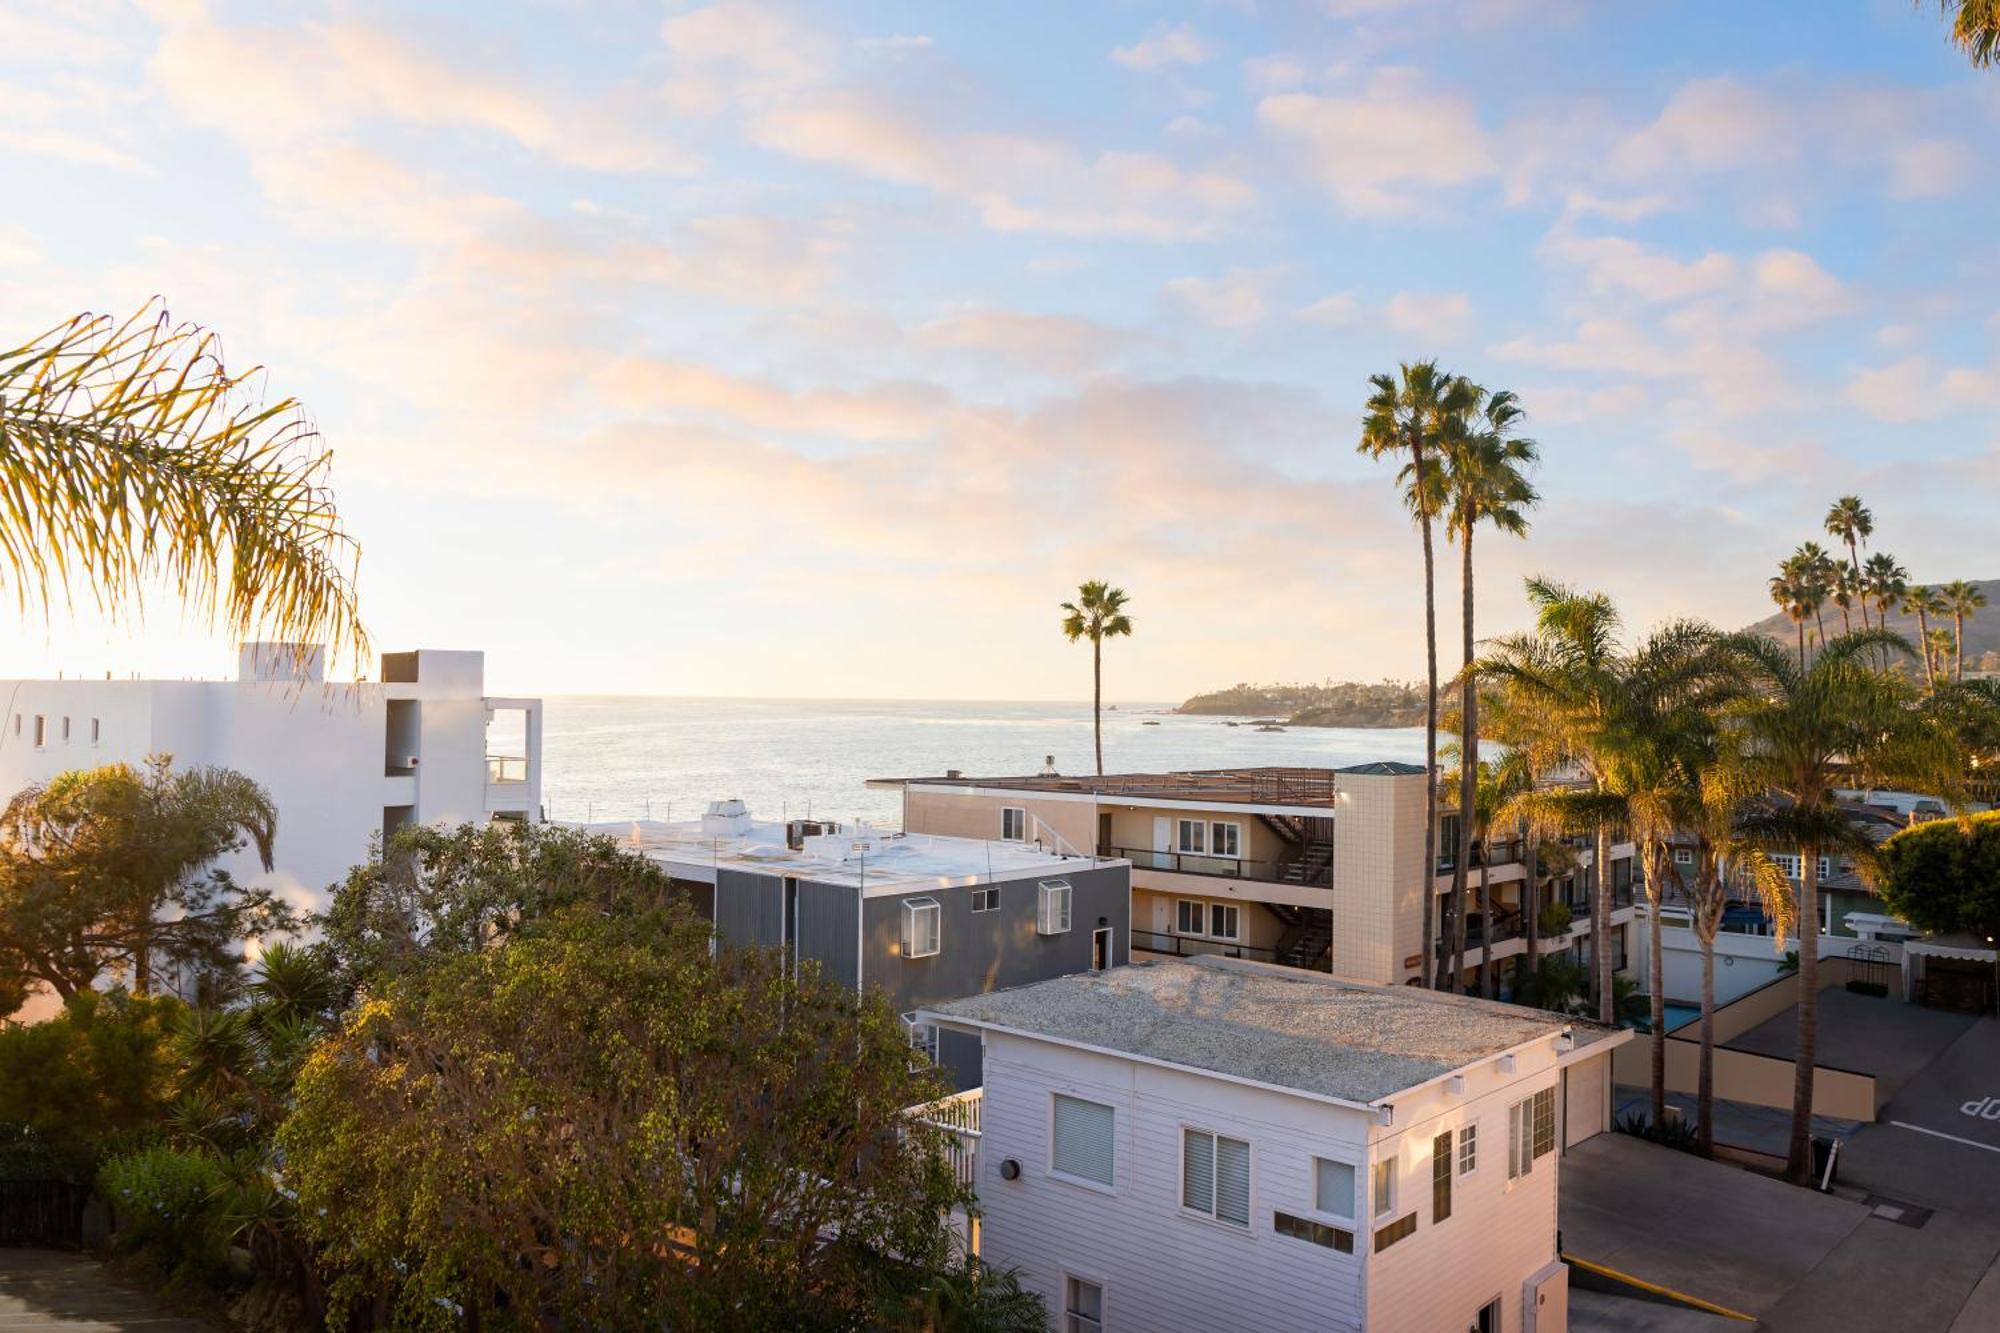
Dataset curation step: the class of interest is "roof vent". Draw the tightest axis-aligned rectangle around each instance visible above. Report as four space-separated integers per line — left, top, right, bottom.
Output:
700 798 753 838
945 768 962 780
1040 753 1059 776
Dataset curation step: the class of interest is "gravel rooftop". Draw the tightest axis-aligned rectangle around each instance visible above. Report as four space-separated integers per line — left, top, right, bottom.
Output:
928 954 1578 1105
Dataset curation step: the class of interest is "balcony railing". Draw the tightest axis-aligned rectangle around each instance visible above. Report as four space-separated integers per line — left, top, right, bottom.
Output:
1106 846 1331 888
1436 838 1528 874
486 755 529 785
1131 930 1281 964
907 1088 982 1191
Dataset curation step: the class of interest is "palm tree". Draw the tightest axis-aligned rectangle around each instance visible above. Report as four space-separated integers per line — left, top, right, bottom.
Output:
1831 565 1860 636
1358 362 1458 989
1479 677 1563 1000
1478 579 1629 1023
1927 0 2000 67
1863 553 1909 662
1903 585 1949 689
1769 566 1813 669
1726 629 1963 1183
1438 384 1538 994
1825 496 1874 632
1792 543 1837 648
1059 582 1133 777
1940 580 1988 682
0 304 367 665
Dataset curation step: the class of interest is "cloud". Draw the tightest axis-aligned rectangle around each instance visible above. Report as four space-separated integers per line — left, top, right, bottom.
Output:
1297 293 1360 325
1112 24 1213 70
1257 69 1495 217
1886 139 1973 199
1384 291 1472 343
1843 357 1999 423
914 309 1132 375
1166 269 1281 329
1610 78 1793 181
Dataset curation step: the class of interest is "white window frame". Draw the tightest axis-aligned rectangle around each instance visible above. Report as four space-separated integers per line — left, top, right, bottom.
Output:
1175 818 1207 855
1038 879 1073 935
1372 1154 1397 1219
901 1013 939 1064
1050 1093 1115 1190
1175 898 1203 936
1771 852 1801 881
1312 1155 1357 1223
1179 1126 1251 1228
1672 846 1694 866
1208 902 1240 941
1208 820 1242 859
1458 1122 1479 1177
900 898 941 959
1001 807 1027 842
1063 1275 1105 1333
970 886 1000 913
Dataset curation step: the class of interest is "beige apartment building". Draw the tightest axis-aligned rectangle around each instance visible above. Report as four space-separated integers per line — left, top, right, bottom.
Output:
874 763 1637 991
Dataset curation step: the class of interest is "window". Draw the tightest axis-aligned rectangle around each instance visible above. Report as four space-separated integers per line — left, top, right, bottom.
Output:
1001 807 1027 841
1508 1087 1557 1180
1274 1211 1353 1252
1372 1155 1396 1219
1771 852 1801 881
1475 1296 1503 1333
902 1014 939 1064
1052 1094 1114 1187
89 717 100 746
1181 1128 1250 1227
1673 846 1694 866
60 716 70 743
1176 899 1203 934
31 715 45 748
1208 903 1239 940
1176 819 1207 854
1373 1213 1416 1251
1208 821 1241 859
1458 1123 1478 1176
970 887 1000 913
1314 1157 1356 1221
1432 1131 1453 1223
1037 879 1072 935
900 898 941 959
1817 856 1833 881
1063 1277 1103 1333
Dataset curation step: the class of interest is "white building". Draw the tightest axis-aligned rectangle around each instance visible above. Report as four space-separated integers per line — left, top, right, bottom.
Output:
0 641 542 917
921 955 1629 1333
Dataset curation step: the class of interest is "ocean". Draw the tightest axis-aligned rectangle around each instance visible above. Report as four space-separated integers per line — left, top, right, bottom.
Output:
530 697 1427 828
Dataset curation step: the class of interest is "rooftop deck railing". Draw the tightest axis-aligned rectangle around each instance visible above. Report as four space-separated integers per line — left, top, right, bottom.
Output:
1131 929 1282 965
486 754 529 785
1106 845 1332 888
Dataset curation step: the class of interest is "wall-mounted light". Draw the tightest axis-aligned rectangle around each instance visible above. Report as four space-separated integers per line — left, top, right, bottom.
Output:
1497 1054 1517 1074
1446 1075 1465 1096
1556 1028 1575 1054
1376 1104 1395 1127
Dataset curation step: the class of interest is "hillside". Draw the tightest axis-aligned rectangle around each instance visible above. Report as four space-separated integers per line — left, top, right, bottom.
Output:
1742 575 2000 672
1177 680 1429 728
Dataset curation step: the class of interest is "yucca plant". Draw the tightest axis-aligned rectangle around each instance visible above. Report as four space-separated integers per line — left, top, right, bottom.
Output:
0 302 365 664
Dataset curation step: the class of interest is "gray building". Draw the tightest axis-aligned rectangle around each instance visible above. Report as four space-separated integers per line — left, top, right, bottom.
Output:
581 802 1130 1088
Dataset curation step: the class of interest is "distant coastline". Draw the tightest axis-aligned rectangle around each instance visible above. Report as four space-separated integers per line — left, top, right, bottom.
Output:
1175 680 1428 729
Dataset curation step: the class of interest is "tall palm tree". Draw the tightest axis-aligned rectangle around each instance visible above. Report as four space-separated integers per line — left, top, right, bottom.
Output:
1825 496 1874 632
1479 676 1563 999
1358 362 1458 989
1059 582 1133 777
1903 585 1947 689
0 303 367 665
1831 565 1860 636
1941 580 1988 682
1726 629 1962 1183
1769 566 1814 669
1478 578 1629 1023
1863 553 1909 663
1438 384 1538 993
1926 0 2000 66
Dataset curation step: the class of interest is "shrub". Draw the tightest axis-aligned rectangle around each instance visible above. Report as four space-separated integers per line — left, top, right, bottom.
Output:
1615 1110 1701 1154
0 990 182 1176
1537 901 1574 937
98 1145 230 1278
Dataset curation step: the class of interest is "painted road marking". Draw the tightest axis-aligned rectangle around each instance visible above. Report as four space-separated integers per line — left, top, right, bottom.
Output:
1889 1120 2000 1155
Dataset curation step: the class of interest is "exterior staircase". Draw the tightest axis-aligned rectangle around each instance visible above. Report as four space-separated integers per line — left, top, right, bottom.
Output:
1276 908 1333 971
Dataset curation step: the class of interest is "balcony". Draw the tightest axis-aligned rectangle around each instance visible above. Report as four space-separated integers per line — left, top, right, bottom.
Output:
1106 845 1332 888
486 754 529 785
1131 929 1281 965
907 1087 982 1191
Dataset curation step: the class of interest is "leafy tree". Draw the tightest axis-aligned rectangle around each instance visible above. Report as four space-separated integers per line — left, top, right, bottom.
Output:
318 819 687 994
0 989 182 1175
1059 581 1134 778
280 905 967 1331
0 757 295 1003
0 303 365 666
1358 361 1459 987
1876 809 2000 941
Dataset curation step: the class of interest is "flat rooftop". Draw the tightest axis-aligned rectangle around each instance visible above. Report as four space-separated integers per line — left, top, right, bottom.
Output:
872 763 1422 810
927 954 1601 1105
572 815 1109 893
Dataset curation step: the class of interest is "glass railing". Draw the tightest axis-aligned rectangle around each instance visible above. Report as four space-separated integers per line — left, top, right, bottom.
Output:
486 755 529 785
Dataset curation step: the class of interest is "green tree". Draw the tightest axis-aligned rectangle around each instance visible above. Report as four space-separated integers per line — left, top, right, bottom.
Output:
1358 361 1458 988
1769 564 1814 669
280 905 967 1331
0 303 364 667
1060 581 1134 778
1863 553 1909 666
1926 0 2000 66
0 989 182 1175
0 757 295 1003
1876 809 2000 940
1825 496 1874 633
1940 580 1987 682
1902 584 1948 689
1439 383 1538 993
1726 629 1962 1182
319 819 688 995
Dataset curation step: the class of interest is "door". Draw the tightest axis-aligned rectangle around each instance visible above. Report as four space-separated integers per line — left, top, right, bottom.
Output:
1152 816 1171 869
1092 926 1113 971
1097 811 1114 857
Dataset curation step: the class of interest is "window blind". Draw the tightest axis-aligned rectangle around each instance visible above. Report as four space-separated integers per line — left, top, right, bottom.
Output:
1053 1094 1114 1186
1215 1135 1251 1226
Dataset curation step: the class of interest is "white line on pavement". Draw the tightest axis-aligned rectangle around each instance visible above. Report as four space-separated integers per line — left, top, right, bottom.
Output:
1888 1120 2000 1155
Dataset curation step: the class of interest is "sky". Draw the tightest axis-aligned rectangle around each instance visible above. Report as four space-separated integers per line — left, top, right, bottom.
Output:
1 0 1997 700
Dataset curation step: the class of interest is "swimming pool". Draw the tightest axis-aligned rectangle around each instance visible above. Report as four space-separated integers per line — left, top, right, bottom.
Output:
1662 1003 1700 1032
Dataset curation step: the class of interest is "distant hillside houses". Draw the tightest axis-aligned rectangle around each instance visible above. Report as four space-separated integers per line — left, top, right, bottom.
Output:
1178 680 1429 728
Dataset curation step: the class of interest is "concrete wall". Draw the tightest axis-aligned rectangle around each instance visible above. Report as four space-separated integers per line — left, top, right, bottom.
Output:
900 788 1097 854
1638 915 1902 1007
1332 770 1428 985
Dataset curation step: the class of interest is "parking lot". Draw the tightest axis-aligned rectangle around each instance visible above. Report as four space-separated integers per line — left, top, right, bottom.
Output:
1840 1016 2000 1218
